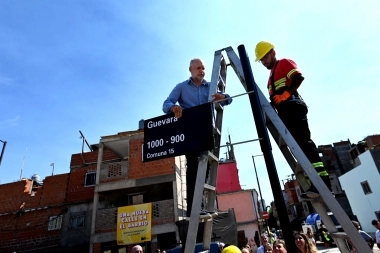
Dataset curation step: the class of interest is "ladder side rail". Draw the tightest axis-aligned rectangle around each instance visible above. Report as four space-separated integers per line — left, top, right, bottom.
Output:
226 47 371 253
203 56 228 249
224 47 247 91
208 51 223 103
184 151 210 253
202 156 219 249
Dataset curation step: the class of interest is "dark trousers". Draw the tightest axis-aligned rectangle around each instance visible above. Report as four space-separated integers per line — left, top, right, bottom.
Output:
276 100 331 189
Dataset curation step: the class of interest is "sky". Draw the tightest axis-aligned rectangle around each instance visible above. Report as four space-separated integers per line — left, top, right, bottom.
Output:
1 0 380 205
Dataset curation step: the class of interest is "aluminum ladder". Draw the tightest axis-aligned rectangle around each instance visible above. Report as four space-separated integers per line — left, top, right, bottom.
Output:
183 50 227 253
219 46 370 253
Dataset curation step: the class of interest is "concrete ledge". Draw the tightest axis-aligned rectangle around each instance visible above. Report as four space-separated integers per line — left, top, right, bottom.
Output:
96 174 176 192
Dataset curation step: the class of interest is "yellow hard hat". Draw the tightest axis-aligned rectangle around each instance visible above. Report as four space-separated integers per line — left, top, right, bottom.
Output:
255 41 275 62
222 245 242 253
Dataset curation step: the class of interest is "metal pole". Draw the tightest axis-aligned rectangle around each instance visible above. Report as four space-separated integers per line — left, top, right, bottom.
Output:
51 163 55 176
0 140 7 166
252 154 268 236
237 44 297 253
252 155 265 214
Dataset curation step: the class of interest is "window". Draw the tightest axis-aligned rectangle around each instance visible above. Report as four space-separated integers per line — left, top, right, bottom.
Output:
296 188 301 196
85 172 96 186
48 215 62 230
361 181 372 195
69 215 85 229
127 193 146 205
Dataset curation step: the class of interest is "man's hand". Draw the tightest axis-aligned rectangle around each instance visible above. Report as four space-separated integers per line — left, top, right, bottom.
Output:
273 90 291 105
171 105 182 118
212 93 226 102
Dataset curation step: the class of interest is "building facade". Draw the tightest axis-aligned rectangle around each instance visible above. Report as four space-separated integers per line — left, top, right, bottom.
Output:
216 161 260 249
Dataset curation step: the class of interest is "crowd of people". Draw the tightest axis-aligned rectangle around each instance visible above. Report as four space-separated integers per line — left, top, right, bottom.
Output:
129 217 380 253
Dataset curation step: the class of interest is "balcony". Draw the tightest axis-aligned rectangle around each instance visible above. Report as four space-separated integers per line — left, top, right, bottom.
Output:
95 199 175 233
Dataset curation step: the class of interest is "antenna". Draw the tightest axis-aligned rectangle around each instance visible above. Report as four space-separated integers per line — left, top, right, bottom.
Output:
79 130 93 152
20 148 27 180
0 140 6 166
50 163 55 176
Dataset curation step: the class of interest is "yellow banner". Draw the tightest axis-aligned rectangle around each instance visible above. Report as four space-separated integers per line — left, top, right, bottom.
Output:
117 203 152 245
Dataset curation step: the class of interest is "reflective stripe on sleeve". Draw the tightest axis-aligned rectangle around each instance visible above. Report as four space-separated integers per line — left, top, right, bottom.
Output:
287 69 298 79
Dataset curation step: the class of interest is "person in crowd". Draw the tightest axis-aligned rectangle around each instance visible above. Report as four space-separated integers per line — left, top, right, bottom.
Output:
268 232 276 245
372 219 380 249
264 243 273 253
244 243 252 253
257 234 269 253
273 239 287 253
317 223 331 250
350 220 374 252
131 245 143 253
294 232 318 253
306 227 316 246
219 242 226 252
241 247 250 253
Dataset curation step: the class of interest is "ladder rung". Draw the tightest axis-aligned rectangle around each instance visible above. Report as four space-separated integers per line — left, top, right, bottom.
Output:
208 152 218 162
213 126 221 136
330 232 349 239
204 184 216 191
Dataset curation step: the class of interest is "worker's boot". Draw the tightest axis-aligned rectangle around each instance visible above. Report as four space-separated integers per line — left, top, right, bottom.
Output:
300 176 334 199
300 183 320 199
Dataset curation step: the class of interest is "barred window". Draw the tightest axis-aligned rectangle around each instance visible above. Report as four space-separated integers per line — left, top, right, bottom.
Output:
48 215 62 231
70 215 85 229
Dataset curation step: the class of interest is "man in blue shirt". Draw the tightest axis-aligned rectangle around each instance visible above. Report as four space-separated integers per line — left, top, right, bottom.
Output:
162 58 232 217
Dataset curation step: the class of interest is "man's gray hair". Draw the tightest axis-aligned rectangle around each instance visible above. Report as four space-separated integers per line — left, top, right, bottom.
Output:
189 58 203 67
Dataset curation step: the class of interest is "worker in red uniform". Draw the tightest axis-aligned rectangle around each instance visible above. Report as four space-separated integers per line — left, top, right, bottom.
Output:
255 41 331 199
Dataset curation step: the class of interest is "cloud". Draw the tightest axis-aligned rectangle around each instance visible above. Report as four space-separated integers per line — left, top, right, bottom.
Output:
0 76 14 86
0 116 20 128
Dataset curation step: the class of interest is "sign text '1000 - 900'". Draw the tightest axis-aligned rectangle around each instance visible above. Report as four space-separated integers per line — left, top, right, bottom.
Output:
145 134 185 158
142 103 215 162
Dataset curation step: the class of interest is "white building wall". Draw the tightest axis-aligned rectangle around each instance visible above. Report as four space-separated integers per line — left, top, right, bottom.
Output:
339 151 380 233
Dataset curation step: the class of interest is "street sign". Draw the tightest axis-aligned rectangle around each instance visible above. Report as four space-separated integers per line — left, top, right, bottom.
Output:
262 211 269 219
143 103 214 162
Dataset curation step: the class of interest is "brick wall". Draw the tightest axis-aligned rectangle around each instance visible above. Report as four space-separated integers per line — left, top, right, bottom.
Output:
0 164 96 251
129 139 175 179
0 207 63 252
70 146 121 168
66 164 97 203
0 174 69 215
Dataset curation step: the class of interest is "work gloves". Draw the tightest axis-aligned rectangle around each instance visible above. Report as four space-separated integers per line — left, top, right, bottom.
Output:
273 90 291 105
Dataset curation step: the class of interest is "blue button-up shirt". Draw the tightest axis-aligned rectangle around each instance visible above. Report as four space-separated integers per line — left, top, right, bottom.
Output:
162 78 232 113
